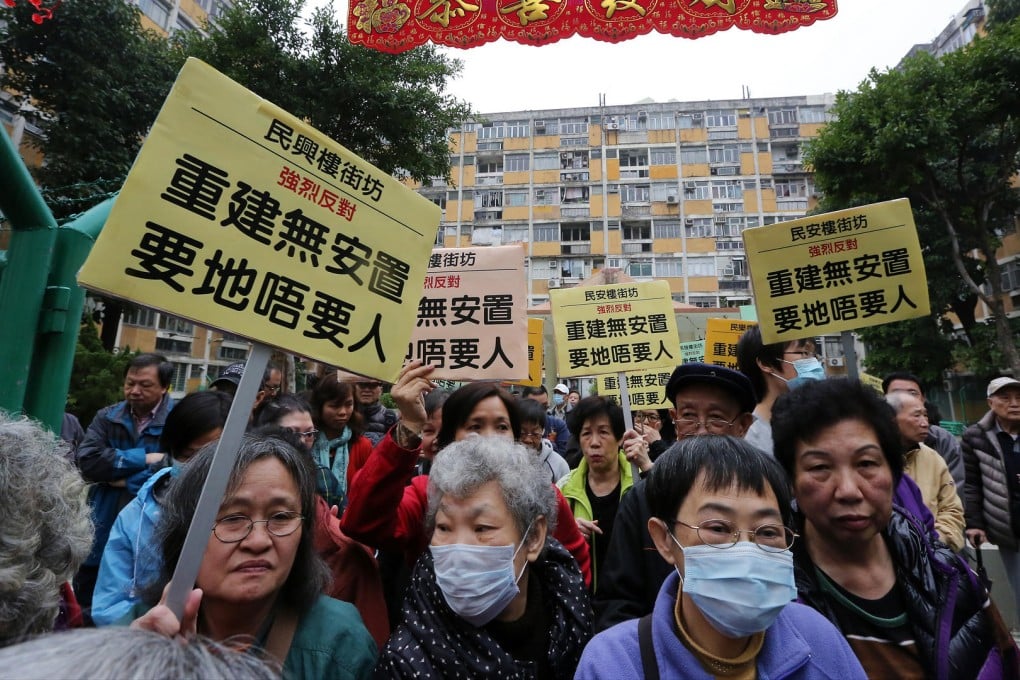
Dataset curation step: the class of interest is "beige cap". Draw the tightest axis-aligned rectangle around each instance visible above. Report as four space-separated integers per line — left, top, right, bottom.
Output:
987 376 1020 397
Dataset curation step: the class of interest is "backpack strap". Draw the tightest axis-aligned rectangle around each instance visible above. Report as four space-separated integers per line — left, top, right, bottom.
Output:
263 606 299 669
638 613 659 680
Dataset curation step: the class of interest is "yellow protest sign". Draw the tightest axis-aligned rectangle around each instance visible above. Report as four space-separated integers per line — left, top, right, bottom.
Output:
743 198 929 345
408 245 528 381
550 280 681 379
704 319 756 369
860 372 884 394
596 369 673 408
509 318 545 387
77 59 439 381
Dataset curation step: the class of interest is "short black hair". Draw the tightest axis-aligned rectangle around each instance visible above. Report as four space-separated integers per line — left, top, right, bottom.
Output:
772 378 904 485
126 353 173 388
253 393 312 428
646 436 793 526
517 398 548 428
881 371 924 395
521 385 549 398
735 327 814 404
160 391 232 458
567 396 625 441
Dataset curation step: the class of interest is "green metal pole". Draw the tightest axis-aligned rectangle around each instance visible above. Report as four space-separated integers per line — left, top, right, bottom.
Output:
23 197 114 432
0 126 57 416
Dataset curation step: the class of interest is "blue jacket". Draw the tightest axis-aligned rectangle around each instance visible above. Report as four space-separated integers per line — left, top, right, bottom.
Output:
576 571 866 679
77 397 173 566
91 466 172 626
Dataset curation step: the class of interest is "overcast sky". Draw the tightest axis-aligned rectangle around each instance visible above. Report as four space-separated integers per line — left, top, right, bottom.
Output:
309 0 975 113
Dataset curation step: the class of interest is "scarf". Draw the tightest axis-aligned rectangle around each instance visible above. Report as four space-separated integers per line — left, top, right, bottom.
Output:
311 427 352 493
375 538 593 679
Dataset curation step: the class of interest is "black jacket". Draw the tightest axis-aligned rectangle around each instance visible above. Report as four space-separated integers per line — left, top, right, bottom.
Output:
795 509 1006 679
591 480 672 632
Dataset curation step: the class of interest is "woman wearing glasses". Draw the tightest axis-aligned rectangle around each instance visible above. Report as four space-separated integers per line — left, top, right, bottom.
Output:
576 436 864 679
133 434 377 679
773 379 1018 679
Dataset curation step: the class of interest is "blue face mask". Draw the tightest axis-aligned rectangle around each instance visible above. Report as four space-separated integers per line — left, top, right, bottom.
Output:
671 535 796 638
776 356 826 389
431 525 531 627
553 394 565 406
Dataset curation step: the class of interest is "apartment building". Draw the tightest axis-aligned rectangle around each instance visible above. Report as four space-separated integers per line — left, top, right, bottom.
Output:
421 96 833 310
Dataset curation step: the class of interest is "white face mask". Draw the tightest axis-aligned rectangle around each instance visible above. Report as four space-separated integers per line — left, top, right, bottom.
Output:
670 533 796 638
430 524 532 627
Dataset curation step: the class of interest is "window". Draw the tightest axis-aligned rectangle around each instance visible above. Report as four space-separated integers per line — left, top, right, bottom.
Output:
657 258 683 277
647 112 676 130
711 181 742 200
533 188 558 205
169 363 190 393
623 224 651 240
219 346 248 361
560 118 589 135
651 183 676 202
563 223 591 241
651 148 676 165
477 160 503 174
560 186 589 204
768 109 798 126
429 194 447 209
139 0 171 28
708 145 739 164
622 184 650 203
799 106 829 124
476 141 503 151
687 257 716 276
713 202 743 213
533 225 559 241
123 307 156 328
534 152 559 170
505 154 529 172
705 109 736 127
1002 260 1020 292
158 315 194 335
503 225 529 242
505 189 529 207
474 190 503 208
562 137 588 147
775 180 808 198
678 113 704 129
560 151 589 169
685 218 713 238
156 337 192 356
628 261 653 277
620 149 648 167
680 148 708 165
654 221 682 239
683 181 711 200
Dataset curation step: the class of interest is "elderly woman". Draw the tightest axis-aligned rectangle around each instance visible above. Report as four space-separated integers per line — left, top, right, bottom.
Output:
558 396 650 589
133 435 376 679
0 411 93 645
772 379 1018 679
341 361 592 585
376 436 592 677
576 436 863 679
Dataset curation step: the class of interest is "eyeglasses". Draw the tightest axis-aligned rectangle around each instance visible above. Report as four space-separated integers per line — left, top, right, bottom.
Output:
520 429 545 441
213 512 304 543
673 416 738 435
634 413 661 423
262 385 281 395
356 382 383 389
291 428 318 441
670 518 797 552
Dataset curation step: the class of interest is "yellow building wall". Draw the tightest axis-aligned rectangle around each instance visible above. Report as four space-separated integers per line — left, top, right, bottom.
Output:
589 128 603 146
533 169 559 185
682 164 709 178
743 190 759 213
605 158 620 178
757 154 774 175
683 199 712 215
459 166 476 186
534 135 559 149
740 153 769 175
688 276 720 292
685 238 716 253
652 203 680 217
759 191 777 212
503 206 530 220
653 238 682 253
533 205 559 221
650 165 678 180
504 171 530 185
459 133 477 154
179 0 207 22
119 326 157 352
504 137 530 151
532 241 561 257
648 130 676 144
801 123 825 138
590 194 621 218
680 128 707 144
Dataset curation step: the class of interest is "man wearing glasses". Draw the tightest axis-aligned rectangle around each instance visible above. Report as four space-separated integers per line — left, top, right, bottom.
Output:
593 363 757 631
353 379 398 446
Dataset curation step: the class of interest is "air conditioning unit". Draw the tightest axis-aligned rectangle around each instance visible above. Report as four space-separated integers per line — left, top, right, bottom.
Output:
637 110 648 119
607 185 620 194
720 266 735 277
684 181 697 189
548 259 559 269
691 113 704 123
828 357 845 367
606 122 619 130
710 167 718 175
534 120 546 129
666 195 678 204
684 218 694 226
548 278 562 289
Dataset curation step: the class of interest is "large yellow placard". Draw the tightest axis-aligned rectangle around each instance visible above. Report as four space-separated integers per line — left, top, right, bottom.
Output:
407 245 528 381
550 280 681 379
704 319 757 370
508 318 545 388
596 369 673 409
77 59 439 382
743 199 929 345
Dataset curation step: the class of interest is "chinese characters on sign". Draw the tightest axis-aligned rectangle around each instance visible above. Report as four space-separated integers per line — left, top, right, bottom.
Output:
407 245 528 380
349 0 837 53
78 59 440 382
743 199 929 345
597 369 672 408
550 280 681 378
680 340 706 364
704 319 756 370
509 317 545 388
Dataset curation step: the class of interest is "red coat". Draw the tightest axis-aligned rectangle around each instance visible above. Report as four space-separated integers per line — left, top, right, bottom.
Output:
342 430 592 587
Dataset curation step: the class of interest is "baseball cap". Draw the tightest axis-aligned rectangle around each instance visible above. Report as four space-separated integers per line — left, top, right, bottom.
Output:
554 383 569 395
987 376 1020 397
211 362 245 389
664 363 757 414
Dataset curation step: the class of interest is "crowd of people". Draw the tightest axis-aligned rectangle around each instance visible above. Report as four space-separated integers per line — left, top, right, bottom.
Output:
2 330 1020 679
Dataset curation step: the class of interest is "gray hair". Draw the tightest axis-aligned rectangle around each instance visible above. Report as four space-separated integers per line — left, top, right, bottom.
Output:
0 411 92 647
885 391 923 414
426 436 557 539
0 627 280 679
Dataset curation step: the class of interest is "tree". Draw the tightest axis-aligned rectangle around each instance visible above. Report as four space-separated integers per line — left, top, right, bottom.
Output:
67 321 136 426
172 0 472 183
805 22 1020 377
1 0 181 349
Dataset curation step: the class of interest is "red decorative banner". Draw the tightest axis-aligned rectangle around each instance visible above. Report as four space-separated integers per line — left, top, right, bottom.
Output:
349 0 836 53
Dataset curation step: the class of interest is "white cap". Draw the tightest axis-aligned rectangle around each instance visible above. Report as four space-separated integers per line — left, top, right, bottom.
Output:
988 377 1020 397
554 383 569 394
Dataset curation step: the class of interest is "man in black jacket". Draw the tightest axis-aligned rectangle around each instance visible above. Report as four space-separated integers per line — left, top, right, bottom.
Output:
592 363 756 631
